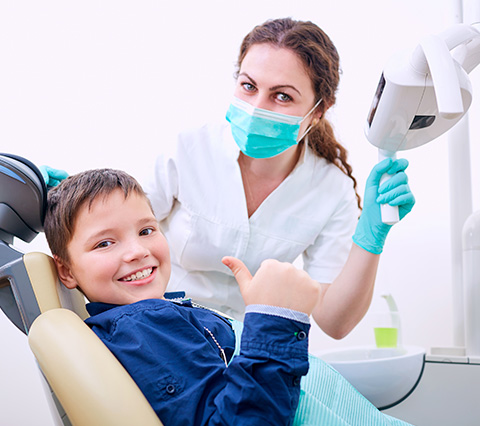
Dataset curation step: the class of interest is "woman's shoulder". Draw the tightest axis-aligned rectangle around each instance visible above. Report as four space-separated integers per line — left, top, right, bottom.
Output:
176 121 236 163
177 121 228 148
298 149 358 215
305 147 355 187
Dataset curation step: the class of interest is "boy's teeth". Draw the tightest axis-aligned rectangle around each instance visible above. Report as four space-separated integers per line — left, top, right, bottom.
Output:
123 268 153 282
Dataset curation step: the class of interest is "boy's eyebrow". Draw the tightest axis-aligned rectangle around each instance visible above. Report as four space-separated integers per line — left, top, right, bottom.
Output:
83 228 116 246
84 217 159 243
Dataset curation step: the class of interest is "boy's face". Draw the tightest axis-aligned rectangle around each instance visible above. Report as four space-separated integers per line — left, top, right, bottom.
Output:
55 189 171 304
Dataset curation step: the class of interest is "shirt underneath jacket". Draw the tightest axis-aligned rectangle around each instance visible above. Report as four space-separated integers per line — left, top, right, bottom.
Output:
85 294 310 426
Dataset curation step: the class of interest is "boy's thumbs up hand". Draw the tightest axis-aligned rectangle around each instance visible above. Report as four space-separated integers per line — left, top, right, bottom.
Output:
222 256 320 316
221 256 253 289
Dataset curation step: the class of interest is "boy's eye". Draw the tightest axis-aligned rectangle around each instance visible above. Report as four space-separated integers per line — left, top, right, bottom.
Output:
140 227 154 236
94 240 112 249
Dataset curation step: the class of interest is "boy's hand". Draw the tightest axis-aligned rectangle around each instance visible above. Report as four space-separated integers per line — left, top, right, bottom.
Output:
222 257 320 316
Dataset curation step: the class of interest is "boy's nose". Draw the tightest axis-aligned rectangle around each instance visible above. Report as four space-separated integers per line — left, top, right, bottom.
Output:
122 241 149 262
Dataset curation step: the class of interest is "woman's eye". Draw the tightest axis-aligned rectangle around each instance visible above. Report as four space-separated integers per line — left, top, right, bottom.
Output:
242 82 256 92
140 227 154 236
276 92 292 102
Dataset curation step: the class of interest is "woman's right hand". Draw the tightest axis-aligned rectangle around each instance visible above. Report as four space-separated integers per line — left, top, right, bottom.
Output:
222 256 320 316
39 165 69 188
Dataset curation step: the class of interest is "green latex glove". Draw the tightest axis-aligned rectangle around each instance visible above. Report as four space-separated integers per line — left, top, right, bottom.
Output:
352 158 415 254
39 165 69 188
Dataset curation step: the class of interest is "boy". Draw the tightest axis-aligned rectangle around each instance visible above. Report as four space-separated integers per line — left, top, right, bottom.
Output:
44 168 413 426
44 168 318 426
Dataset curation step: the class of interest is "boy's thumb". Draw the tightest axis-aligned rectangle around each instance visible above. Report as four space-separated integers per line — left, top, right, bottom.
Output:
222 256 252 290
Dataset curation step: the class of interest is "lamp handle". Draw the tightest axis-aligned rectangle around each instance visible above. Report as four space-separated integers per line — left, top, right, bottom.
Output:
378 149 399 225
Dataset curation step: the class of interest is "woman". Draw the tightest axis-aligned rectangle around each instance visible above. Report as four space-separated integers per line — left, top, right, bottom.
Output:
145 17 414 337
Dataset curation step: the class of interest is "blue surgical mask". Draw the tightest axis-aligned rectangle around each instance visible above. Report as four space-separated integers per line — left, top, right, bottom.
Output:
226 96 323 159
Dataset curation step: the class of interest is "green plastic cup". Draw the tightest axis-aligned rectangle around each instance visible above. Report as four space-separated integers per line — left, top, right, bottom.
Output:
374 327 398 348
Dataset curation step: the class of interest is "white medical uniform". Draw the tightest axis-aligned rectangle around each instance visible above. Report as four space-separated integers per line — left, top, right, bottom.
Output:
146 122 359 320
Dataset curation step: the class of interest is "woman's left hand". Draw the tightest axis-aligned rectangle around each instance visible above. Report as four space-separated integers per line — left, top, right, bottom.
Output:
352 158 415 254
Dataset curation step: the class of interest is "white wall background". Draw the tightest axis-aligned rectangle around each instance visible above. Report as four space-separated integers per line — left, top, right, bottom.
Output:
1 0 479 423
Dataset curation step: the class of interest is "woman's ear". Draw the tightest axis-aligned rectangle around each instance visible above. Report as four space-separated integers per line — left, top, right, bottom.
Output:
312 107 326 125
53 255 79 290
315 100 332 122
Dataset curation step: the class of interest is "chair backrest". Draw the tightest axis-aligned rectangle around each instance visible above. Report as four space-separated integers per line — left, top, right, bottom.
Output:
24 251 88 318
25 252 163 426
0 251 89 333
29 309 163 426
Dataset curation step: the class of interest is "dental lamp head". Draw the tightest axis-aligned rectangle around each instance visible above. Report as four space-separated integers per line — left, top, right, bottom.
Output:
366 24 480 154
364 23 480 223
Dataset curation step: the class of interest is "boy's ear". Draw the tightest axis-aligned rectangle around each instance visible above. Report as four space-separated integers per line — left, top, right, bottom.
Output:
53 255 79 290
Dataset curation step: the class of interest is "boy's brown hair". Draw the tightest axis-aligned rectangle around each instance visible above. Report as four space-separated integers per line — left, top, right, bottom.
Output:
44 168 151 264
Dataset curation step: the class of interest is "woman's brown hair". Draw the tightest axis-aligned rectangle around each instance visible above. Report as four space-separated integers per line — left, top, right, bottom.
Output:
236 17 361 208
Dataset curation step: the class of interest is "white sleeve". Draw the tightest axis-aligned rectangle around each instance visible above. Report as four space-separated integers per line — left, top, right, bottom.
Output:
302 187 359 284
144 152 179 221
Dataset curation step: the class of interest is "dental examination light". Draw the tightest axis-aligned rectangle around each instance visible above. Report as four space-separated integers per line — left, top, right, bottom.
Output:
365 23 480 224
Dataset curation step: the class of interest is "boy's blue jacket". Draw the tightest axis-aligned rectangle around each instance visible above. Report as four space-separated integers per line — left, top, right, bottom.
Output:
85 294 310 426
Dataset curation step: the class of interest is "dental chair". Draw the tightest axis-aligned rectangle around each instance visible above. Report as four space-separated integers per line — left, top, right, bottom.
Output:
0 154 163 426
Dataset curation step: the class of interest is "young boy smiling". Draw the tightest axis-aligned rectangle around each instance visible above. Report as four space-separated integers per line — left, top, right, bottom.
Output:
44 168 318 426
43 168 413 426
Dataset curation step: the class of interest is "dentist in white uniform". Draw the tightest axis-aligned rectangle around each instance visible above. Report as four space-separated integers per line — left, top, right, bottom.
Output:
146 18 416 338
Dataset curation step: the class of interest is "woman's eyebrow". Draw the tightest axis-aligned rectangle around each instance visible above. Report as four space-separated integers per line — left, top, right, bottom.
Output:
238 72 256 85
269 84 301 96
238 71 302 96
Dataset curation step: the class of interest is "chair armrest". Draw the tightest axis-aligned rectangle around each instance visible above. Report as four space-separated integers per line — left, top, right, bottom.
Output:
28 308 163 426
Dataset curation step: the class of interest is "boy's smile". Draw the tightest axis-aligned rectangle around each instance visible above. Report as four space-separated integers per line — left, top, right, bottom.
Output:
119 267 155 283
55 189 171 304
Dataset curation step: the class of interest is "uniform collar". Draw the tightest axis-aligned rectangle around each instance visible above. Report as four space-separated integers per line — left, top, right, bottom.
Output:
223 121 241 162
164 291 186 300
86 292 187 316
